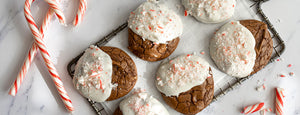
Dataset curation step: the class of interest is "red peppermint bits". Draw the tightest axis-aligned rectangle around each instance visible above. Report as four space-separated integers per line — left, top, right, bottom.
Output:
149 9 155 12
287 64 292 67
184 10 188 16
280 74 286 77
158 25 163 29
148 25 152 30
289 72 294 76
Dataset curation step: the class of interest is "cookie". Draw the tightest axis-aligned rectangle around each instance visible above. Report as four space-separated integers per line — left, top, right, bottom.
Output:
128 29 180 61
182 0 236 23
161 74 213 114
210 20 272 78
239 20 273 75
100 46 138 101
114 90 169 115
127 1 183 61
73 45 114 102
73 45 137 102
156 54 214 114
113 107 122 115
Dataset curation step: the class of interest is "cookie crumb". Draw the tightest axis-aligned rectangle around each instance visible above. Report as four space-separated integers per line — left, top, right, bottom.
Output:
256 84 266 92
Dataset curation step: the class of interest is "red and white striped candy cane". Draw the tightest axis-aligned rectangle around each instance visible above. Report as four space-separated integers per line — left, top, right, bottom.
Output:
73 0 87 26
44 0 66 25
242 102 265 114
9 8 54 96
23 0 74 111
275 88 285 115
9 0 88 96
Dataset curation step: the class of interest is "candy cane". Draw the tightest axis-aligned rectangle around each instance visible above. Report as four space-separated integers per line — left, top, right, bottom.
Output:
44 0 66 25
9 8 54 96
275 88 285 115
73 0 87 26
242 102 265 114
9 0 88 96
24 0 73 111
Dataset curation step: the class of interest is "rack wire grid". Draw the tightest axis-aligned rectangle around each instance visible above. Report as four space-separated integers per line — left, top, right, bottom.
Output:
67 0 285 114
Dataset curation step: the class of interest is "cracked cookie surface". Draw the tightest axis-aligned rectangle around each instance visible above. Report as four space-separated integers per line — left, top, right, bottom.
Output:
240 20 273 75
100 46 138 101
128 29 180 62
113 107 122 115
161 68 214 114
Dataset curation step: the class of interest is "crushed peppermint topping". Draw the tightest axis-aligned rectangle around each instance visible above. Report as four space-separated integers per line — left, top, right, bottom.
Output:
73 45 114 102
210 21 256 78
128 1 183 44
156 54 210 96
119 91 169 115
182 0 236 23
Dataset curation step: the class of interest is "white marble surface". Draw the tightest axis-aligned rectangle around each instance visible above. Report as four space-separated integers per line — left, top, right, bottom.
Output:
0 0 300 115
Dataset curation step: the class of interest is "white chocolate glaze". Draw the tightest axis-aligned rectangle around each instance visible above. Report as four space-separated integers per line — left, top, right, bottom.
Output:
128 0 183 44
73 45 115 102
182 0 236 23
156 54 210 96
210 21 256 78
119 89 169 115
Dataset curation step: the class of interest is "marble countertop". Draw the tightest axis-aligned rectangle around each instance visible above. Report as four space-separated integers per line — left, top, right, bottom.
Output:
0 0 300 115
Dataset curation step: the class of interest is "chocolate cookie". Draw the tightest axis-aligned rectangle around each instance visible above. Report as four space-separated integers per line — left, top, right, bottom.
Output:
100 46 138 100
128 29 180 62
239 20 273 75
113 107 122 115
160 69 214 114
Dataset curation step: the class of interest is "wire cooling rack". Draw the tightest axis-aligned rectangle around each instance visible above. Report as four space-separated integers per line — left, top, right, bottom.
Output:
67 0 285 114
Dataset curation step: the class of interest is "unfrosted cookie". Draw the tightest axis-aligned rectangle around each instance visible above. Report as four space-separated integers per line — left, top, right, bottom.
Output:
210 20 272 78
128 29 180 62
128 1 183 61
239 20 273 75
113 90 169 115
182 0 236 23
155 54 214 114
100 46 138 101
73 46 137 102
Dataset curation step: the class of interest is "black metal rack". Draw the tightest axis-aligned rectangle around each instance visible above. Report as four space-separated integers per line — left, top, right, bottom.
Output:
67 0 285 114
